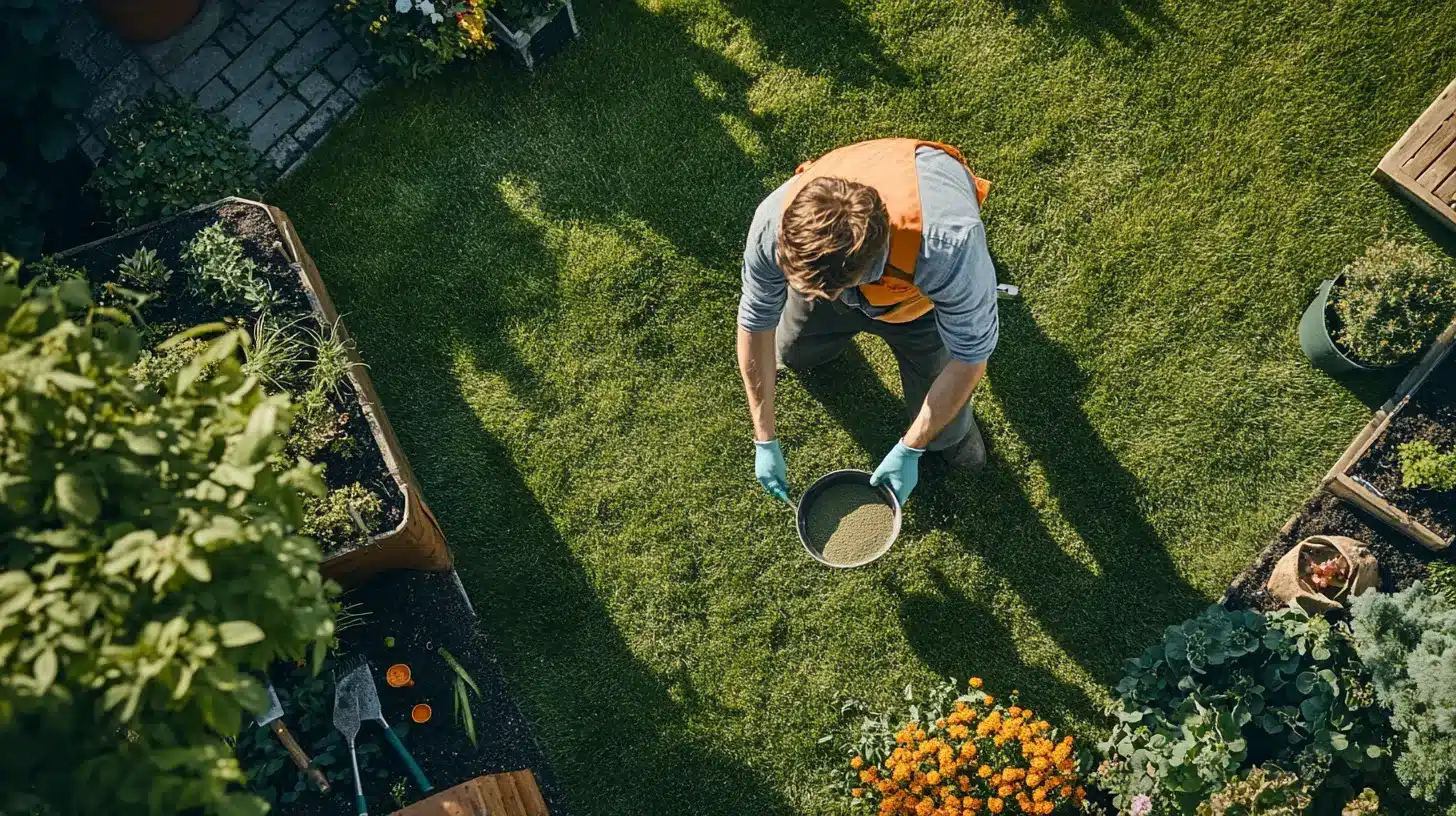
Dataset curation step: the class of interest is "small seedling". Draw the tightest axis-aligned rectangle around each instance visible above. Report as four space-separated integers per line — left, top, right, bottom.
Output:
438 647 480 747
390 778 409 810
384 636 396 648
333 600 372 634
117 246 172 291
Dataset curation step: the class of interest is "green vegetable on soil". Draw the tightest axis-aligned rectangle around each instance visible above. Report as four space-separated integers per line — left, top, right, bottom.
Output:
805 483 895 565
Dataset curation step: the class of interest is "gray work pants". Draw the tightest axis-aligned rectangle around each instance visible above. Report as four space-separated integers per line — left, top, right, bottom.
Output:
775 288 973 452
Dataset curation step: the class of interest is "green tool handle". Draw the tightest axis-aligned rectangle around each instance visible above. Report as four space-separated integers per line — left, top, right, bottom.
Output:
355 791 368 816
348 740 368 816
382 724 433 793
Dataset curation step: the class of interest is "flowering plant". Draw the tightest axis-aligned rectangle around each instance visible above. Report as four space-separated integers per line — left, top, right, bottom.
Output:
334 0 493 81
828 678 1086 815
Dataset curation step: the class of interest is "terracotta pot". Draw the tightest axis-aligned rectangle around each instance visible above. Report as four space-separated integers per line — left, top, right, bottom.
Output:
87 0 201 43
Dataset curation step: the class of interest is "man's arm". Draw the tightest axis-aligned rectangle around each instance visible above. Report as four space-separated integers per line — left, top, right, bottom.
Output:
903 359 986 448
736 326 777 441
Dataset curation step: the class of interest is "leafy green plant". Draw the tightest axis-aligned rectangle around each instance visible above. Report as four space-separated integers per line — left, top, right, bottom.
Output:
233 661 389 808
1398 440 1456 491
1330 238 1456 367
244 315 307 392
0 255 336 815
117 247 173 293
334 0 494 81
127 336 214 392
1428 562 1456 607
88 96 258 229
1195 766 1310 816
439 647 481 747
0 0 89 256
1099 605 1389 814
302 482 383 547
1341 788 1380 815
496 0 559 24
184 222 280 313
24 256 87 288
1350 584 1456 814
288 397 349 458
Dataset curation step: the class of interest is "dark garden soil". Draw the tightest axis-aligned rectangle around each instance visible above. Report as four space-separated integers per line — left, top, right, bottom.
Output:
1223 493 1446 613
57 202 404 555
1351 352 1456 544
249 569 560 816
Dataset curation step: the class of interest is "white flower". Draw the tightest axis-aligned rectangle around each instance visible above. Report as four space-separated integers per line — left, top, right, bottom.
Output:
419 0 435 13
429 11 442 22
394 0 409 12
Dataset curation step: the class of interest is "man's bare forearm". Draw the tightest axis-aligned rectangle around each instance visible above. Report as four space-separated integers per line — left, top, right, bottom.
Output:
737 326 778 441
903 360 986 449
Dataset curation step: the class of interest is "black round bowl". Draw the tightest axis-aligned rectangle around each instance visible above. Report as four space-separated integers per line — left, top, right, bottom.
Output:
796 469 902 568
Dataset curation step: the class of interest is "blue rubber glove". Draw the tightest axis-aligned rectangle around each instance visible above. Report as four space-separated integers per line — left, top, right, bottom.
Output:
754 439 791 503
870 441 925 505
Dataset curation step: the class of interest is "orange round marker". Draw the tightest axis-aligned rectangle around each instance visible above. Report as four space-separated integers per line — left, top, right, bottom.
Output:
411 703 432 723
386 663 413 688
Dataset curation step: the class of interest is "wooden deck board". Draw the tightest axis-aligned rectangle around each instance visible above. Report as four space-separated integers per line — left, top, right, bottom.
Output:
392 770 550 816
1375 76 1456 231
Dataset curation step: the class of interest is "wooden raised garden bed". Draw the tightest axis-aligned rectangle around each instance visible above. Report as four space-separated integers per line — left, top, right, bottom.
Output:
487 0 580 71
1374 76 1456 232
1321 315 1456 551
53 197 450 587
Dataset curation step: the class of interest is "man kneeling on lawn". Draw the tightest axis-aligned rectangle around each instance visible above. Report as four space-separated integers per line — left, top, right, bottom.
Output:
736 137 1000 506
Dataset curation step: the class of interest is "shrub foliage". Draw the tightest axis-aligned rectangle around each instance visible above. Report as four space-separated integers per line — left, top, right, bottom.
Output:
1330 238 1456 367
0 256 335 815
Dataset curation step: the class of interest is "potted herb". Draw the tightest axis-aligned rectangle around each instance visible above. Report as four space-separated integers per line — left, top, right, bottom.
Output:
486 0 580 71
1299 238 1456 374
87 0 202 43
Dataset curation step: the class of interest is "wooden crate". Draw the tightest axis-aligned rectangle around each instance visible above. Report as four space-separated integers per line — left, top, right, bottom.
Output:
1321 316 1456 551
1374 77 1456 231
391 770 549 816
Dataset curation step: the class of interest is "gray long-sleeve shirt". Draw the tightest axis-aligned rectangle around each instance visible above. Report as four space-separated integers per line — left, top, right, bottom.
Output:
737 145 999 363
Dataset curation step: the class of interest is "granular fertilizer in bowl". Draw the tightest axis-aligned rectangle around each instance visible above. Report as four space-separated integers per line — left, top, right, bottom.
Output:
805 483 896 565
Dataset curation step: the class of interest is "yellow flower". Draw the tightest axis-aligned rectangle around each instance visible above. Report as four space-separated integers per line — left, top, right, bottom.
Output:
987 798 1004 814
927 771 942 785
969 678 983 689
978 765 993 779
851 757 864 770
852 788 863 798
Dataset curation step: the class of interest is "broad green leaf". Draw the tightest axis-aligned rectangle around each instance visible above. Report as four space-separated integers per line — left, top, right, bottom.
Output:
33 648 57 691
54 471 100 523
218 620 265 647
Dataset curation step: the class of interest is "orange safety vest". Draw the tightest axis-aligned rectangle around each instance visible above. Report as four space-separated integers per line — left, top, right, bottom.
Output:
782 138 991 323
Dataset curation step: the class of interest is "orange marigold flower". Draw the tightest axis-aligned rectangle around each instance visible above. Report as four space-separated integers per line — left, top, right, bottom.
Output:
997 785 1013 798
1058 786 1072 798
983 696 995 706
937 718 947 728
1007 707 1022 717
860 770 874 783
1025 773 1042 788
978 765 993 779
851 757 864 769
1029 757 1049 771
917 799 935 816
927 771 942 785
969 678 984 689
987 797 1004 814
1037 803 1054 815
959 775 972 792
1074 787 1086 800
852 788 864 798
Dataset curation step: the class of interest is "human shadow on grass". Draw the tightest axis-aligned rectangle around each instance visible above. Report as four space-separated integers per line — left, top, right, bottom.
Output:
996 0 1176 51
793 304 1206 687
893 569 1104 726
357 327 793 816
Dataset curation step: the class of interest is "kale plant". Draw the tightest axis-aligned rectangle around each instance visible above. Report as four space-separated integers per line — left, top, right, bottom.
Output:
1099 605 1388 814
1399 440 1456 491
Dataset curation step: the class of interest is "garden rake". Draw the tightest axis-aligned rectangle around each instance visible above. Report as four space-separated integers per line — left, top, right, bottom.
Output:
334 656 433 815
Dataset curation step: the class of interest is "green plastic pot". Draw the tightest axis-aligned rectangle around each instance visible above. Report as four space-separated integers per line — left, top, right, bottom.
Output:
1299 278 1378 375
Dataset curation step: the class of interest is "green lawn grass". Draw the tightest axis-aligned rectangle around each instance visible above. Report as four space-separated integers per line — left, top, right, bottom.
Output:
275 1 1456 812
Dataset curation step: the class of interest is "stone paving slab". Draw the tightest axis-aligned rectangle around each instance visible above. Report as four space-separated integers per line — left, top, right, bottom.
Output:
58 0 378 181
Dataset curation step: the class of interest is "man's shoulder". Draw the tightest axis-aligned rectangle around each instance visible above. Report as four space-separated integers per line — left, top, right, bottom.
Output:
747 179 793 260
914 145 983 246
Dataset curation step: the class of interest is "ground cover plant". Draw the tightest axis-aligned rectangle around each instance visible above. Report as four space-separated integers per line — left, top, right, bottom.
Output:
274 0 1456 813
1328 239 1456 368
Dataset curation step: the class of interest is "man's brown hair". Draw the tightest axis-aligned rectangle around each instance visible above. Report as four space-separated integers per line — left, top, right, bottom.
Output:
777 177 890 299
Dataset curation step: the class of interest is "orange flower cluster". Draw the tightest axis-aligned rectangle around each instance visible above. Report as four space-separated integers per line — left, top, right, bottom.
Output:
850 680 1084 816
